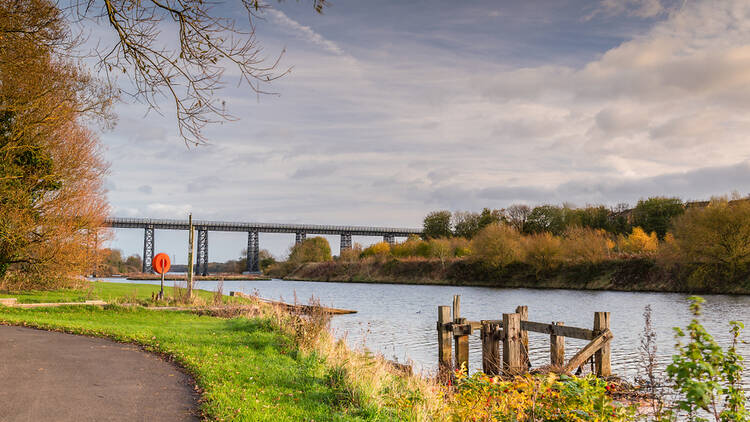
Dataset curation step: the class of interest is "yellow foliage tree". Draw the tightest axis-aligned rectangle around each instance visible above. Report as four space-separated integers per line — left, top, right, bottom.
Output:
470 223 522 267
619 227 659 254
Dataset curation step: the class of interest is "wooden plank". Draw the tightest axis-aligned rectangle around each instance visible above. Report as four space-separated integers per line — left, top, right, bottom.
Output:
452 324 473 336
437 306 452 371
594 312 612 377
481 322 502 375
503 313 523 375
550 321 565 367
521 320 594 340
454 317 469 372
563 329 613 373
516 306 529 369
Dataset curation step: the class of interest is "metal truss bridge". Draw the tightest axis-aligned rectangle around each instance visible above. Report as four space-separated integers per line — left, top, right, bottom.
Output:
104 217 422 275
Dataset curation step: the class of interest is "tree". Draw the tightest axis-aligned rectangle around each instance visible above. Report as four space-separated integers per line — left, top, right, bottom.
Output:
423 210 452 239
288 237 332 264
632 197 684 240
4 0 327 145
470 223 522 267
0 3 110 289
452 211 480 239
506 204 531 233
524 205 568 235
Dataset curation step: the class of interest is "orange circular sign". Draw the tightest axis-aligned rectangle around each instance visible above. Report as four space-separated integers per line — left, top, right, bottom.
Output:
152 253 171 275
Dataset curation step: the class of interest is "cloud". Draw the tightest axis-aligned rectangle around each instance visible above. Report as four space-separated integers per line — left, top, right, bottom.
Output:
265 9 345 56
137 185 153 194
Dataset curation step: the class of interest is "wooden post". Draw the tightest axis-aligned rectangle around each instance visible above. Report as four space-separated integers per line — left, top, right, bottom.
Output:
516 305 529 369
454 317 469 372
594 312 611 377
503 313 522 375
550 321 565 367
437 306 452 372
481 322 501 375
187 214 195 300
452 295 461 321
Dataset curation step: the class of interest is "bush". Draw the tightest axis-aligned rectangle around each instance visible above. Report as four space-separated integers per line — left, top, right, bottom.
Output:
522 232 562 271
470 223 521 267
562 227 613 264
361 242 391 259
338 243 363 262
618 227 659 255
288 237 332 264
667 198 750 280
449 371 634 421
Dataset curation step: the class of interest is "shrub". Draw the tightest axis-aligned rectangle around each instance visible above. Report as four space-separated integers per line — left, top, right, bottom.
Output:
618 227 659 255
288 237 332 263
339 243 363 262
522 232 562 271
428 238 453 266
667 198 750 280
391 236 423 258
667 296 748 421
449 371 634 421
470 223 521 267
361 242 391 259
562 227 613 263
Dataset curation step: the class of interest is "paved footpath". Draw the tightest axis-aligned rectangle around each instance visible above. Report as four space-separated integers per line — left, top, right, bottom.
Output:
0 325 200 422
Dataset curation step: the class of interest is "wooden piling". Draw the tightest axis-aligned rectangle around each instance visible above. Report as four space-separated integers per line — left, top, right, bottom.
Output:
454 317 469 371
502 313 522 375
481 322 502 375
516 305 529 369
550 321 565 367
437 306 452 372
452 295 461 320
594 312 611 377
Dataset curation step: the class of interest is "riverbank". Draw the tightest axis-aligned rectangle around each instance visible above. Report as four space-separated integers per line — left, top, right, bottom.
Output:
268 258 750 294
0 281 441 421
126 274 271 281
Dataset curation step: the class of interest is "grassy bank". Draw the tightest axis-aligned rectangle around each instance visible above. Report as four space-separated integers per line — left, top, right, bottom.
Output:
269 257 750 294
0 282 440 421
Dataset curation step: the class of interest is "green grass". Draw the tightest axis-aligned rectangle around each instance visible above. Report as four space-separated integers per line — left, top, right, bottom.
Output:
0 304 376 421
0 281 239 305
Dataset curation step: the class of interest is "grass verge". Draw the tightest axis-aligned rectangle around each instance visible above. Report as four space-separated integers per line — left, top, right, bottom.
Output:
0 283 442 421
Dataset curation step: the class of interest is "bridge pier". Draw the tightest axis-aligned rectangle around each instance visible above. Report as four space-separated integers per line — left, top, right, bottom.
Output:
295 232 307 244
195 228 208 276
340 233 352 251
383 234 395 245
246 231 260 273
142 226 154 273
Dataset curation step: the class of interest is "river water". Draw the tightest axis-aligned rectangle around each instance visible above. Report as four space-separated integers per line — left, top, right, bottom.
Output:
98 277 750 381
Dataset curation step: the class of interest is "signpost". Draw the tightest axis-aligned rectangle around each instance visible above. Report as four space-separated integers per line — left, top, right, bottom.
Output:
152 252 171 300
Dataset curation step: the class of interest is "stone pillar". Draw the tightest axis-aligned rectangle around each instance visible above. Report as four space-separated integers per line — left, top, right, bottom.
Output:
340 233 352 251
142 226 155 273
295 232 306 244
246 231 260 273
383 234 395 245
195 228 208 276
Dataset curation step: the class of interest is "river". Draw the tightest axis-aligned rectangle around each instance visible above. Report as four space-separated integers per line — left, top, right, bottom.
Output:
97 277 750 381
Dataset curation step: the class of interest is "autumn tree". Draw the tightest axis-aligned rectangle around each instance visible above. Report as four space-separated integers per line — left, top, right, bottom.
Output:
632 197 684 240
0 0 111 289
288 237 332 264
506 204 531 233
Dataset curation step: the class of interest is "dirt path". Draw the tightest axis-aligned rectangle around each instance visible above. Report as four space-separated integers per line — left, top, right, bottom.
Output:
0 325 200 422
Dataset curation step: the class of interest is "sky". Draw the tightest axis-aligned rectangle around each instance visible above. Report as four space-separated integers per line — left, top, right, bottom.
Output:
93 0 750 263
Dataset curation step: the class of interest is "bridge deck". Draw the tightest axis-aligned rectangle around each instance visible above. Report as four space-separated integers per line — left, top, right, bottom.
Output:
105 217 422 237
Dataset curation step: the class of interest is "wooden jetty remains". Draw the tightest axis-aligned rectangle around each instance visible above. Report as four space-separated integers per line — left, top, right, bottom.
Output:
437 295 612 377
229 291 356 315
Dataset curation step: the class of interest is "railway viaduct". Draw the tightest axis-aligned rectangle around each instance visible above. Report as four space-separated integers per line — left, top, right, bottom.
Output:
104 217 423 275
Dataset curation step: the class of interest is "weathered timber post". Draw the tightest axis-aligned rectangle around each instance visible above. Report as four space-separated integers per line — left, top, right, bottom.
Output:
481 321 502 375
550 321 565 367
452 295 469 371
502 313 523 375
594 312 611 377
516 305 529 369
437 306 452 373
